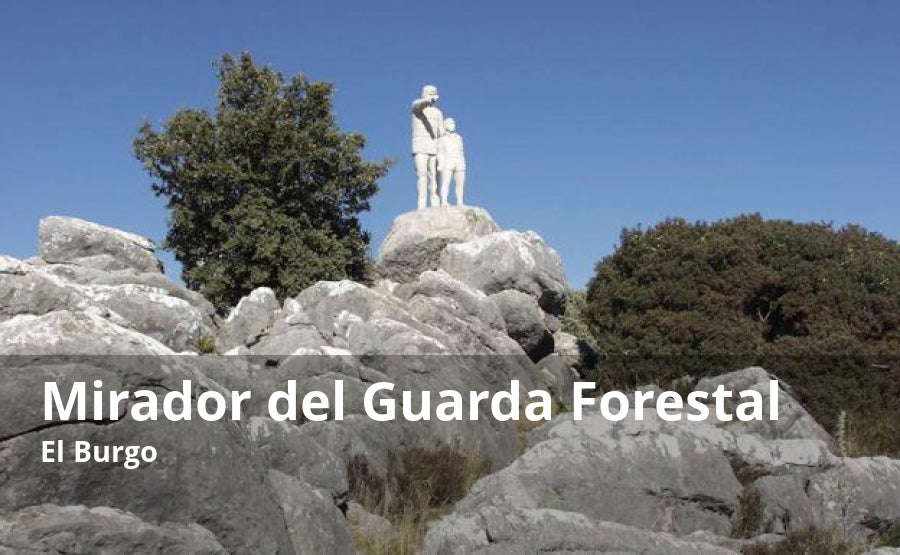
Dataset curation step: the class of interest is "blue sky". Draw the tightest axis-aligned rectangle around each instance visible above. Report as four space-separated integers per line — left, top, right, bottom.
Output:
2 1 898 288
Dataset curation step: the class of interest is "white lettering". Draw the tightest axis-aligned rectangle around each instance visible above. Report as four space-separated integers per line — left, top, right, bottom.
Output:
573 382 596 420
437 390 463 421
45 382 85 421
600 391 629 421
269 380 297 422
365 382 395 422
657 391 683 422
524 390 552 421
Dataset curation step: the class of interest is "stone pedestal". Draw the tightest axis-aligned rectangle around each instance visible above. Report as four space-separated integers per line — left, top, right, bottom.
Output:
375 206 499 282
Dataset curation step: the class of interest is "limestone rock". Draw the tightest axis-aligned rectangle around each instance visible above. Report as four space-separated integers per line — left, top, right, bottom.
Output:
532 399 836 471
0 310 174 356
396 270 534 357
436 367 849 546
248 417 349 503
440 230 568 315
293 280 460 356
395 269 506 333
695 367 833 444
535 354 577 404
39 216 161 273
0 311 295 553
749 473 826 535
424 505 738 555
250 326 327 358
0 255 85 319
456 423 743 536
489 289 554 361
807 457 900 529
375 205 500 282
0 504 227 555
0 255 215 352
82 283 213 352
6 215 899 553
552 330 580 358
268 470 358 555
748 456 900 538
217 287 279 350
346 502 392 535
552 330 596 370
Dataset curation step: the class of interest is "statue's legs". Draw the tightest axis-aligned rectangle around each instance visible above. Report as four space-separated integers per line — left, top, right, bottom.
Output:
414 153 429 210
455 170 466 206
427 156 439 207
439 169 452 206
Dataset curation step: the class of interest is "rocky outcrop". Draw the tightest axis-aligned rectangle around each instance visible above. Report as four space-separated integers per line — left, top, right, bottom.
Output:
450 412 745 538
375 205 499 282
552 330 596 370
2 214 897 554
439 230 568 315
695 367 833 444
4 213 576 552
2 216 215 353
489 289 554 361
217 286 280 351
748 456 900 537
268 470 358 555
376 208 568 319
425 505 737 555
39 216 162 273
425 366 897 553
0 312 295 554
0 504 228 555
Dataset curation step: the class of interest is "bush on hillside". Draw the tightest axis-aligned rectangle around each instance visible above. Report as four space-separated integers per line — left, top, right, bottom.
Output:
582 214 900 455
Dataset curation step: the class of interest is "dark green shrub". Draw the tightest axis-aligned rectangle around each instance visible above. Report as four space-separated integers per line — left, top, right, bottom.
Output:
583 215 900 455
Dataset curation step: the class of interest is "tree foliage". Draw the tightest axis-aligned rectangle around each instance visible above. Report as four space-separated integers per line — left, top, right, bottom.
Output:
582 214 900 454
134 52 391 311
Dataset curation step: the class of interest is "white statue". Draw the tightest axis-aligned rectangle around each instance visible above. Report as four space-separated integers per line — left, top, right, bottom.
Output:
437 118 466 206
411 85 444 209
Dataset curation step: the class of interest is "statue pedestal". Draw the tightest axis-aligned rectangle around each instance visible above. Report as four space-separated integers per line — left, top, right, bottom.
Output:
375 206 499 282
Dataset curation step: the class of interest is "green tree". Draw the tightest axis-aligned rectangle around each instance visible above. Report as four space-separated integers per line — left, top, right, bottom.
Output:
583 214 900 455
134 52 391 311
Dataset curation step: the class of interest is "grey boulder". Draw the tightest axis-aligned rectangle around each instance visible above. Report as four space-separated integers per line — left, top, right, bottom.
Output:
695 367 833 444
268 470 358 555
0 504 227 555
39 216 161 273
489 289 554 361
439 230 568 315
375 205 500 282
455 422 742 537
217 287 280 350
745 456 900 538
0 255 215 353
425 505 737 555
0 311 295 554
552 330 596 370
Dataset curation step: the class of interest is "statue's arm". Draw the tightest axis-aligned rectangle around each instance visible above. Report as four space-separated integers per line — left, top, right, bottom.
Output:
411 98 429 114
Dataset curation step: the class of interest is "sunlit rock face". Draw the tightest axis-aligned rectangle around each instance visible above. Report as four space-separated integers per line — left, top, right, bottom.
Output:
375 205 500 282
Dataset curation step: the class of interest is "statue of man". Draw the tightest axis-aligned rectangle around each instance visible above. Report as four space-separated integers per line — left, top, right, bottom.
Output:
437 117 466 206
411 85 443 209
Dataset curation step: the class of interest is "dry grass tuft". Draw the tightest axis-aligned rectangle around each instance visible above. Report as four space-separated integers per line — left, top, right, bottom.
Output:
347 442 492 555
731 486 766 539
726 453 772 487
740 525 866 555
